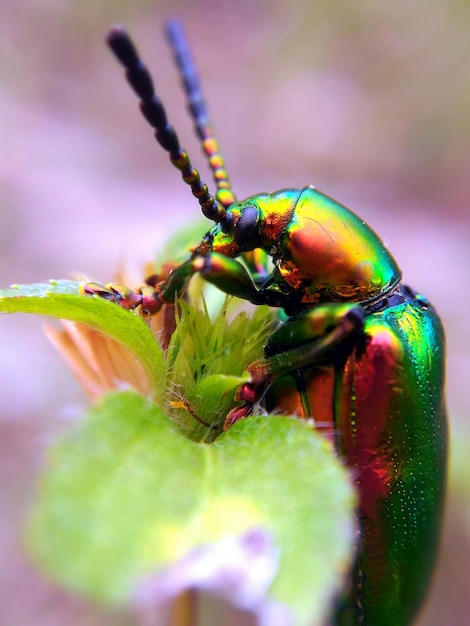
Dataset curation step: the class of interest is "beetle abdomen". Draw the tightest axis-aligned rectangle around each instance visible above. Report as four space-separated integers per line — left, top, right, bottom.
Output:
334 297 446 624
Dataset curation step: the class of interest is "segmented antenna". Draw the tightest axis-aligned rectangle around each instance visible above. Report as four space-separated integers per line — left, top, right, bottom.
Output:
165 20 236 209
107 27 231 228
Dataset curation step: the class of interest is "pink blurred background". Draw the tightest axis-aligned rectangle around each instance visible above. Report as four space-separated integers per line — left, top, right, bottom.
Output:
1 1 469 624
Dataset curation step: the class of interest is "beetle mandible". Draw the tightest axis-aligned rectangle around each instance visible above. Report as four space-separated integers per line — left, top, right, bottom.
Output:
83 22 447 625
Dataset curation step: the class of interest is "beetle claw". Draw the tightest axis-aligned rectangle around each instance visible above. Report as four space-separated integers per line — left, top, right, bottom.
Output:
80 282 119 301
81 281 145 310
224 405 252 429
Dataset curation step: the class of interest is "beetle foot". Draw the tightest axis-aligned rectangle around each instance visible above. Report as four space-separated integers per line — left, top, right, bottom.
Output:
245 360 271 387
81 281 164 314
80 282 137 307
224 404 252 429
223 380 264 429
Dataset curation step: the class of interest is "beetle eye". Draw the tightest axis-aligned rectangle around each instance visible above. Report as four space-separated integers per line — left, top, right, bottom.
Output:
234 204 259 249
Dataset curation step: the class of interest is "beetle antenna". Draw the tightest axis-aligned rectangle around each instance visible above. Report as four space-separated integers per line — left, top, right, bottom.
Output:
107 26 230 227
165 20 236 209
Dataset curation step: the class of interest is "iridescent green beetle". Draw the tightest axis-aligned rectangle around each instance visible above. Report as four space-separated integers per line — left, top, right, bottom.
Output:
84 22 447 625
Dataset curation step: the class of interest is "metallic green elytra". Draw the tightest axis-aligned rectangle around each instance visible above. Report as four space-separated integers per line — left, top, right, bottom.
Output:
82 22 447 625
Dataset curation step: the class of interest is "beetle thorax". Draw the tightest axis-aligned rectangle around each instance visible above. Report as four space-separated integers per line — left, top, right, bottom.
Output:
277 187 401 304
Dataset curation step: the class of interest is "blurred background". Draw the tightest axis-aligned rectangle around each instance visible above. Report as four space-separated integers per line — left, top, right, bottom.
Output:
0 0 469 624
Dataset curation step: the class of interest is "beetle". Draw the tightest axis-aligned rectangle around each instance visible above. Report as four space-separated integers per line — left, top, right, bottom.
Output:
83 22 447 625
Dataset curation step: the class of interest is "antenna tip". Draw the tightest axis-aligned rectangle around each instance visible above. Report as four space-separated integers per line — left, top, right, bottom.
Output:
106 25 125 45
165 19 183 38
106 26 139 68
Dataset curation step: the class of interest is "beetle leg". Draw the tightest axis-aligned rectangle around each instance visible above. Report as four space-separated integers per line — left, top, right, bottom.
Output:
241 249 272 286
252 304 365 382
81 249 271 313
188 253 277 305
225 303 365 428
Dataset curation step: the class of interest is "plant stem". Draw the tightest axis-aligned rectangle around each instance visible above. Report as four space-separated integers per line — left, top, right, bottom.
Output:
171 589 198 626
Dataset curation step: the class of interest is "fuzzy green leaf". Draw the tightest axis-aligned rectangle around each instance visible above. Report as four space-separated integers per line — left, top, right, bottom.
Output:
165 299 273 439
29 391 356 626
0 280 165 401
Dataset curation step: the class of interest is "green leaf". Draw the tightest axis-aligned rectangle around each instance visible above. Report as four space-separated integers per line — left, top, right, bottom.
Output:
29 391 356 626
0 280 165 403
